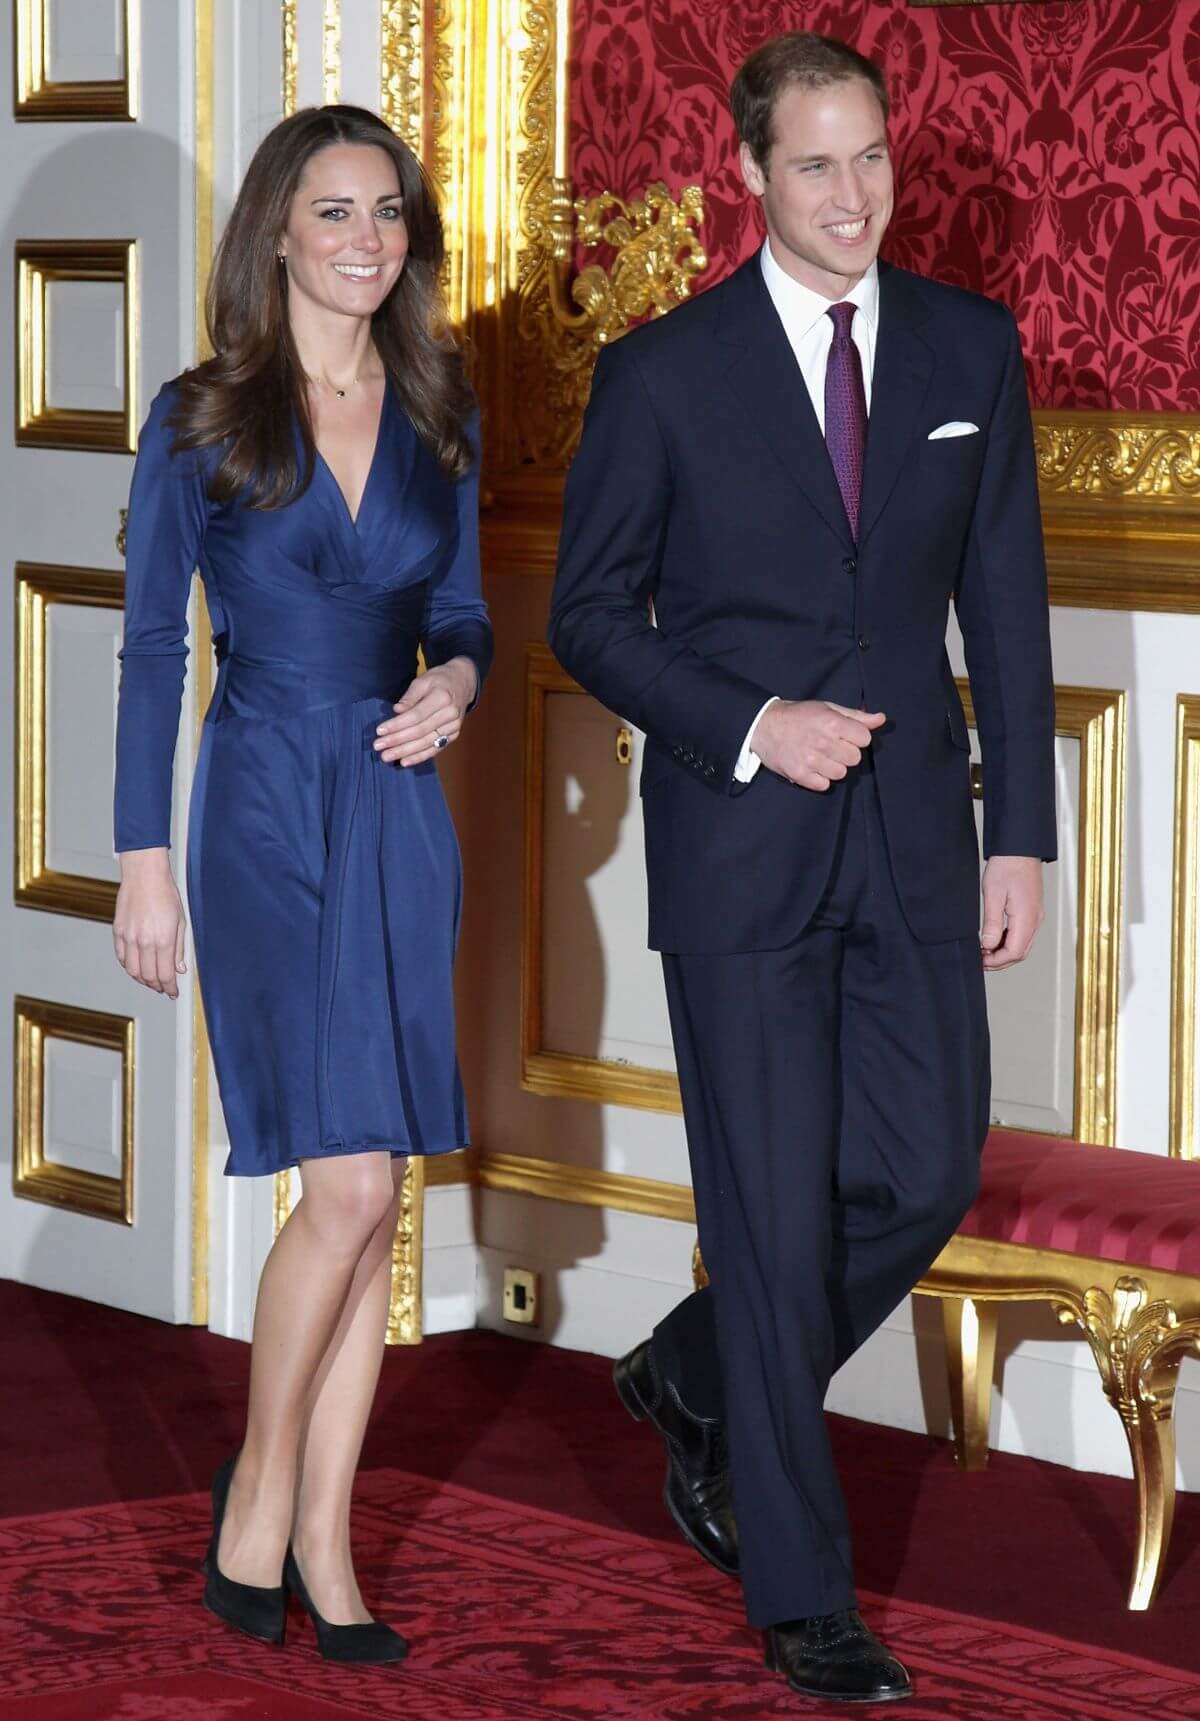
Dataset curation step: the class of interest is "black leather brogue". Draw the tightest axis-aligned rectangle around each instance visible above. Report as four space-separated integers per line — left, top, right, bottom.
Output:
613 1339 738 1576
765 1611 912 1705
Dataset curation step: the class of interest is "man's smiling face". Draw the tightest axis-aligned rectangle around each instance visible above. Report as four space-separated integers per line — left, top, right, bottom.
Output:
741 75 894 299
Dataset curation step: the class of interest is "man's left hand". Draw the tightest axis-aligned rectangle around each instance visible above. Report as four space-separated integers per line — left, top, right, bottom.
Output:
374 657 478 767
980 856 1045 971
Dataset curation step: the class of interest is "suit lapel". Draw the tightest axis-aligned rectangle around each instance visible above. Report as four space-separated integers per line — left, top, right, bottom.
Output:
717 259 854 551
857 264 935 548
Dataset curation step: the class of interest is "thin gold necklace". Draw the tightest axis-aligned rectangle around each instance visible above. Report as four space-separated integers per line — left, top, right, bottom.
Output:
310 372 358 400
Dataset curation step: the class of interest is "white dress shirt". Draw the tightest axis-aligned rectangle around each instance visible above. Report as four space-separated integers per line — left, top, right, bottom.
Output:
733 243 881 782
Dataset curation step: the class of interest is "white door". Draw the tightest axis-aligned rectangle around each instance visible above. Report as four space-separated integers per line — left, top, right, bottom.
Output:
0 2 202 1320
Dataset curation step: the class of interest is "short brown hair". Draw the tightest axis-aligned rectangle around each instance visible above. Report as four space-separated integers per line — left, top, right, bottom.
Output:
730 33 889 173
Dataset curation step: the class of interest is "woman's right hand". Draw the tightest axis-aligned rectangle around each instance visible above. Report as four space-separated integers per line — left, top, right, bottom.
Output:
113 849 188 1000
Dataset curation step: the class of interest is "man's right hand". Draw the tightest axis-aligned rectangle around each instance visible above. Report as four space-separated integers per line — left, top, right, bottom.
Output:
751 700 887 791
113 848 188 999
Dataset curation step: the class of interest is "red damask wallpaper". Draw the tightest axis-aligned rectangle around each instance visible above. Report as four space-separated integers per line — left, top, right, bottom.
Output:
569 1 1200 410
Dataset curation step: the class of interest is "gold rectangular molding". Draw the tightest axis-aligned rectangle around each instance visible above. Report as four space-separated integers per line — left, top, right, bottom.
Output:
15 240 138 452
522 642 682 1115
960 680 1126 1147
1170 697 1200 1160
416 1145 696 1223
13 995 134 1224
475 1148 695 1224
15 561 124 922
14 0 138 121
524 648 1124 1137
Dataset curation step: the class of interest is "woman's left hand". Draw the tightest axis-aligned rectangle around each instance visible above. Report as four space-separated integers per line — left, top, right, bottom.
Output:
374 657 478 766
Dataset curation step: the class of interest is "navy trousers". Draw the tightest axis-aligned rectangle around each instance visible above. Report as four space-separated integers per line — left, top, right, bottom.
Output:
651 766 990 1627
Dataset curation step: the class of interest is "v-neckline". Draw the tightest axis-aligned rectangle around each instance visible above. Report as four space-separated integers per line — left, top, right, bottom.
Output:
314 382 388 532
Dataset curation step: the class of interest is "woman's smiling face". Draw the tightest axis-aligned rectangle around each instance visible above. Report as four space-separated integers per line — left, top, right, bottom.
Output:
278 142 409 318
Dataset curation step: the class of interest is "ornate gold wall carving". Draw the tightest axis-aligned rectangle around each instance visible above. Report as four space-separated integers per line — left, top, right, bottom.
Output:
1034 412 1200 614
380 0 423 152
322 0 341 104
282 0 297 117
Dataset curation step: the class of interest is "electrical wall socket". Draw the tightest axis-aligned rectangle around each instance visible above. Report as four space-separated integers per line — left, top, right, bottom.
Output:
502 1266 540 1327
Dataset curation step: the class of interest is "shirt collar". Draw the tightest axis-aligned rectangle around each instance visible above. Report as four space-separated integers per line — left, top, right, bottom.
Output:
760 239 880 340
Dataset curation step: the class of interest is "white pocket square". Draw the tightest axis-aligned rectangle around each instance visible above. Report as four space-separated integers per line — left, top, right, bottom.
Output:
928 421 980 440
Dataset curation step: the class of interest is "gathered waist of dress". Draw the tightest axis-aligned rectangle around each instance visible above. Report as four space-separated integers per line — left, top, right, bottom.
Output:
204 579 427 722
209 640 419 723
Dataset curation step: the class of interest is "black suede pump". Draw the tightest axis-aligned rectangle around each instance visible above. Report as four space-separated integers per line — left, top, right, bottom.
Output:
201 1455 287 1645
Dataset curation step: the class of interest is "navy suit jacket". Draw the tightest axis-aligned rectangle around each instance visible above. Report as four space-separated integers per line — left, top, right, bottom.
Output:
549 253 1056 953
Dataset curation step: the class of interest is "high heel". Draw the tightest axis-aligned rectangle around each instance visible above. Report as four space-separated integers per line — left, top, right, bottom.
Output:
284 1546 408 1664
201 1455 287 1646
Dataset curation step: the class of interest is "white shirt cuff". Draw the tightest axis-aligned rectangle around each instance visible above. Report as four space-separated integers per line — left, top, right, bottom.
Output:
733 697 779 783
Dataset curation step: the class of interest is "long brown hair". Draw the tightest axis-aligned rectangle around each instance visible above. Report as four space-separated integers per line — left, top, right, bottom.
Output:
168 105 474 507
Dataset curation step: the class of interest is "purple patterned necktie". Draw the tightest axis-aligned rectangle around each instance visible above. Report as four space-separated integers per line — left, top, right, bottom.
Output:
824 301 867 541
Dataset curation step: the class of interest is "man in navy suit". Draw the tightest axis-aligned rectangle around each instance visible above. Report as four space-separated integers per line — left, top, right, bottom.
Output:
550 32 1055 1706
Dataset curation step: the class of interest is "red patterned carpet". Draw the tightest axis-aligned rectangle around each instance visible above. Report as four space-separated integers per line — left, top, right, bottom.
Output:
4 1468 1199 1720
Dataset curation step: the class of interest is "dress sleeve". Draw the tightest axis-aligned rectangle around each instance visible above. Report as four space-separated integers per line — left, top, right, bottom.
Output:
421 410 494 705
113 383 210 852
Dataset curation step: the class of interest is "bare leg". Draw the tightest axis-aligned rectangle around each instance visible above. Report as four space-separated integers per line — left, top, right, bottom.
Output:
216 1153 398 1589
290 1158 407 1623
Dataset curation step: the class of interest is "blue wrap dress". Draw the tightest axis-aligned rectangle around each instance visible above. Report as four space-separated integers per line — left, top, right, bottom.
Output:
114 379 493 1177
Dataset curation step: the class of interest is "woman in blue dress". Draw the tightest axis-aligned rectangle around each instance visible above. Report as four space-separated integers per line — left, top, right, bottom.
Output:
111 105 491 1665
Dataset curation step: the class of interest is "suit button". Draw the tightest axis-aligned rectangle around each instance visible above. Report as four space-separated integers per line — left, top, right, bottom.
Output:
843 557 857 576
857 634 871 651
704 764 716 779
672 745 682 759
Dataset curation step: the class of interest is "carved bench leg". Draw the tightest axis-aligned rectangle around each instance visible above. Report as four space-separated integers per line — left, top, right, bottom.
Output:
1061 1275 1200 1611
1120 1390 1178 1612
943 1296 998 1471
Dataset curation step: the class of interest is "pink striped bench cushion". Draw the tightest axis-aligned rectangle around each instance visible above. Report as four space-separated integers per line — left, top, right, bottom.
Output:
957 1129 1200 1277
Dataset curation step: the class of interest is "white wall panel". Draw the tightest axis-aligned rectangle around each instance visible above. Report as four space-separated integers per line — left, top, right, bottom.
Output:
44 601 122 882
542 697 673 1071
44 279 126 413
979 733 1079 1135
47 0 125 81
43 1036 123 1178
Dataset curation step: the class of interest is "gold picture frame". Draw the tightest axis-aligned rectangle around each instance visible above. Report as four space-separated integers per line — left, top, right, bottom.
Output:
15 561 124 922
15 240 138 452
14 0 138 121
13 995 135 1224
